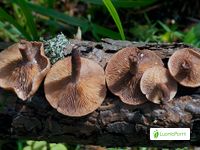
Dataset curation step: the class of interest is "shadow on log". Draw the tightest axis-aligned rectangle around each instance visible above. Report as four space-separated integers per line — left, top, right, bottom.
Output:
0 39 200 147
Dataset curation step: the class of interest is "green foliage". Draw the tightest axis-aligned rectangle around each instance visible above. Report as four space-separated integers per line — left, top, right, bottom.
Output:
130 23 159 42
0 0 161 42
17 140 24 150
50 143 68 150
26 2 121 39
37 0 56 8
129 20 184 43
158 21 183 43
103 0 125 40
183 23 200 47
30 0 123 39
12 0 39 40
0 21 21 42
0 0 40 40
81 0 158 8
1 0 200 46
0 0 122 41
0 8 31 40
23 140 68 150
27 2 89 29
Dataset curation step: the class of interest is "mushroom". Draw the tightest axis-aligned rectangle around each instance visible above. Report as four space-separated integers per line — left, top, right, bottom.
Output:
44 48 106 117
140 66 177 104
168 48 200 87
0 40 51 100
105 47 164 105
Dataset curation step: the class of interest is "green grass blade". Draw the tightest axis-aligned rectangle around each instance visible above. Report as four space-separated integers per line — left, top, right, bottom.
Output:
0 21 21 42
157 21 171 32
26 2 120 39
184 27 196 44
17 140 23 150
27 2 89 28
80 0 102 5
81 0 158 8
0 8 31 39
12 0 39 40
103 0 125 40
183 23 200 47
92 23 121 39
44 0 55 8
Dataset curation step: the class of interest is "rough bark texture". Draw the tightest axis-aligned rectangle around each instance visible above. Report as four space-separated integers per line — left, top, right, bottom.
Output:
0 39 200 147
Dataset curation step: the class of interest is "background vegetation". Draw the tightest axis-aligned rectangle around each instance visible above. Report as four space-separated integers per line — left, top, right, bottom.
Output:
0 0 200 149
1 0 200 47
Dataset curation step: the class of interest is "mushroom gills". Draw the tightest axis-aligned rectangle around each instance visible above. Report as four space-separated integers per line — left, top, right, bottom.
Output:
168 48 200 87
105 47 164 105
0 40 51 100
140 66 177 104
7 63 39 100
156 83 170 103
44 48 106 116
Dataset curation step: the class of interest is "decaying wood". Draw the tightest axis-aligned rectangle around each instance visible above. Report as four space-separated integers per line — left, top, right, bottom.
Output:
0 39 200 147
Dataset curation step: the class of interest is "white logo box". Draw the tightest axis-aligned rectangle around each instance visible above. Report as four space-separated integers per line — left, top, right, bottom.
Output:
150 128 190 140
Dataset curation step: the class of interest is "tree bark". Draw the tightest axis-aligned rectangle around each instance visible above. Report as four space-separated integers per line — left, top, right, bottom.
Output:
0 39 200 147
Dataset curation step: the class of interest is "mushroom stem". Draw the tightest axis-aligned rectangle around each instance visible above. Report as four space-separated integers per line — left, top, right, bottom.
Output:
18 40 35 62
157 83 170 102
71 48 81 83
129 55 138 75
174 60 192 81
181 60 192 73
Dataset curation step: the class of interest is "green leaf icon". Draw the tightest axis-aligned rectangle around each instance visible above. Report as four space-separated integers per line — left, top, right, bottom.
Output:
153 130 159 139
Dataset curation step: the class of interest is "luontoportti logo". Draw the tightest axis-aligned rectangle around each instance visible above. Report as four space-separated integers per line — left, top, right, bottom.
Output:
150 128 190 140
153 130 159 139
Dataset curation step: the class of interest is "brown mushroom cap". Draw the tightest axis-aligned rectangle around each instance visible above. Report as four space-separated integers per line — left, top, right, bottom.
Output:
140 66 177 104
0 40 51 100
44 49 106 117
168 48 200 87
105 47 164 105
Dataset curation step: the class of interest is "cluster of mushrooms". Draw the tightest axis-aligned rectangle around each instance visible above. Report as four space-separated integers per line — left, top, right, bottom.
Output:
0 40 199 117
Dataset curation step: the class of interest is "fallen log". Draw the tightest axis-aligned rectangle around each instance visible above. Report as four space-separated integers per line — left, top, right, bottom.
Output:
0 39 200 147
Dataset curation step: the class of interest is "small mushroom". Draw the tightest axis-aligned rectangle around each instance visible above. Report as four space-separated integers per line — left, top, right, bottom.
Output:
105 47 164 105
140 66 177 104
44 48 106 117
0 40 50 100
168 48 200 87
